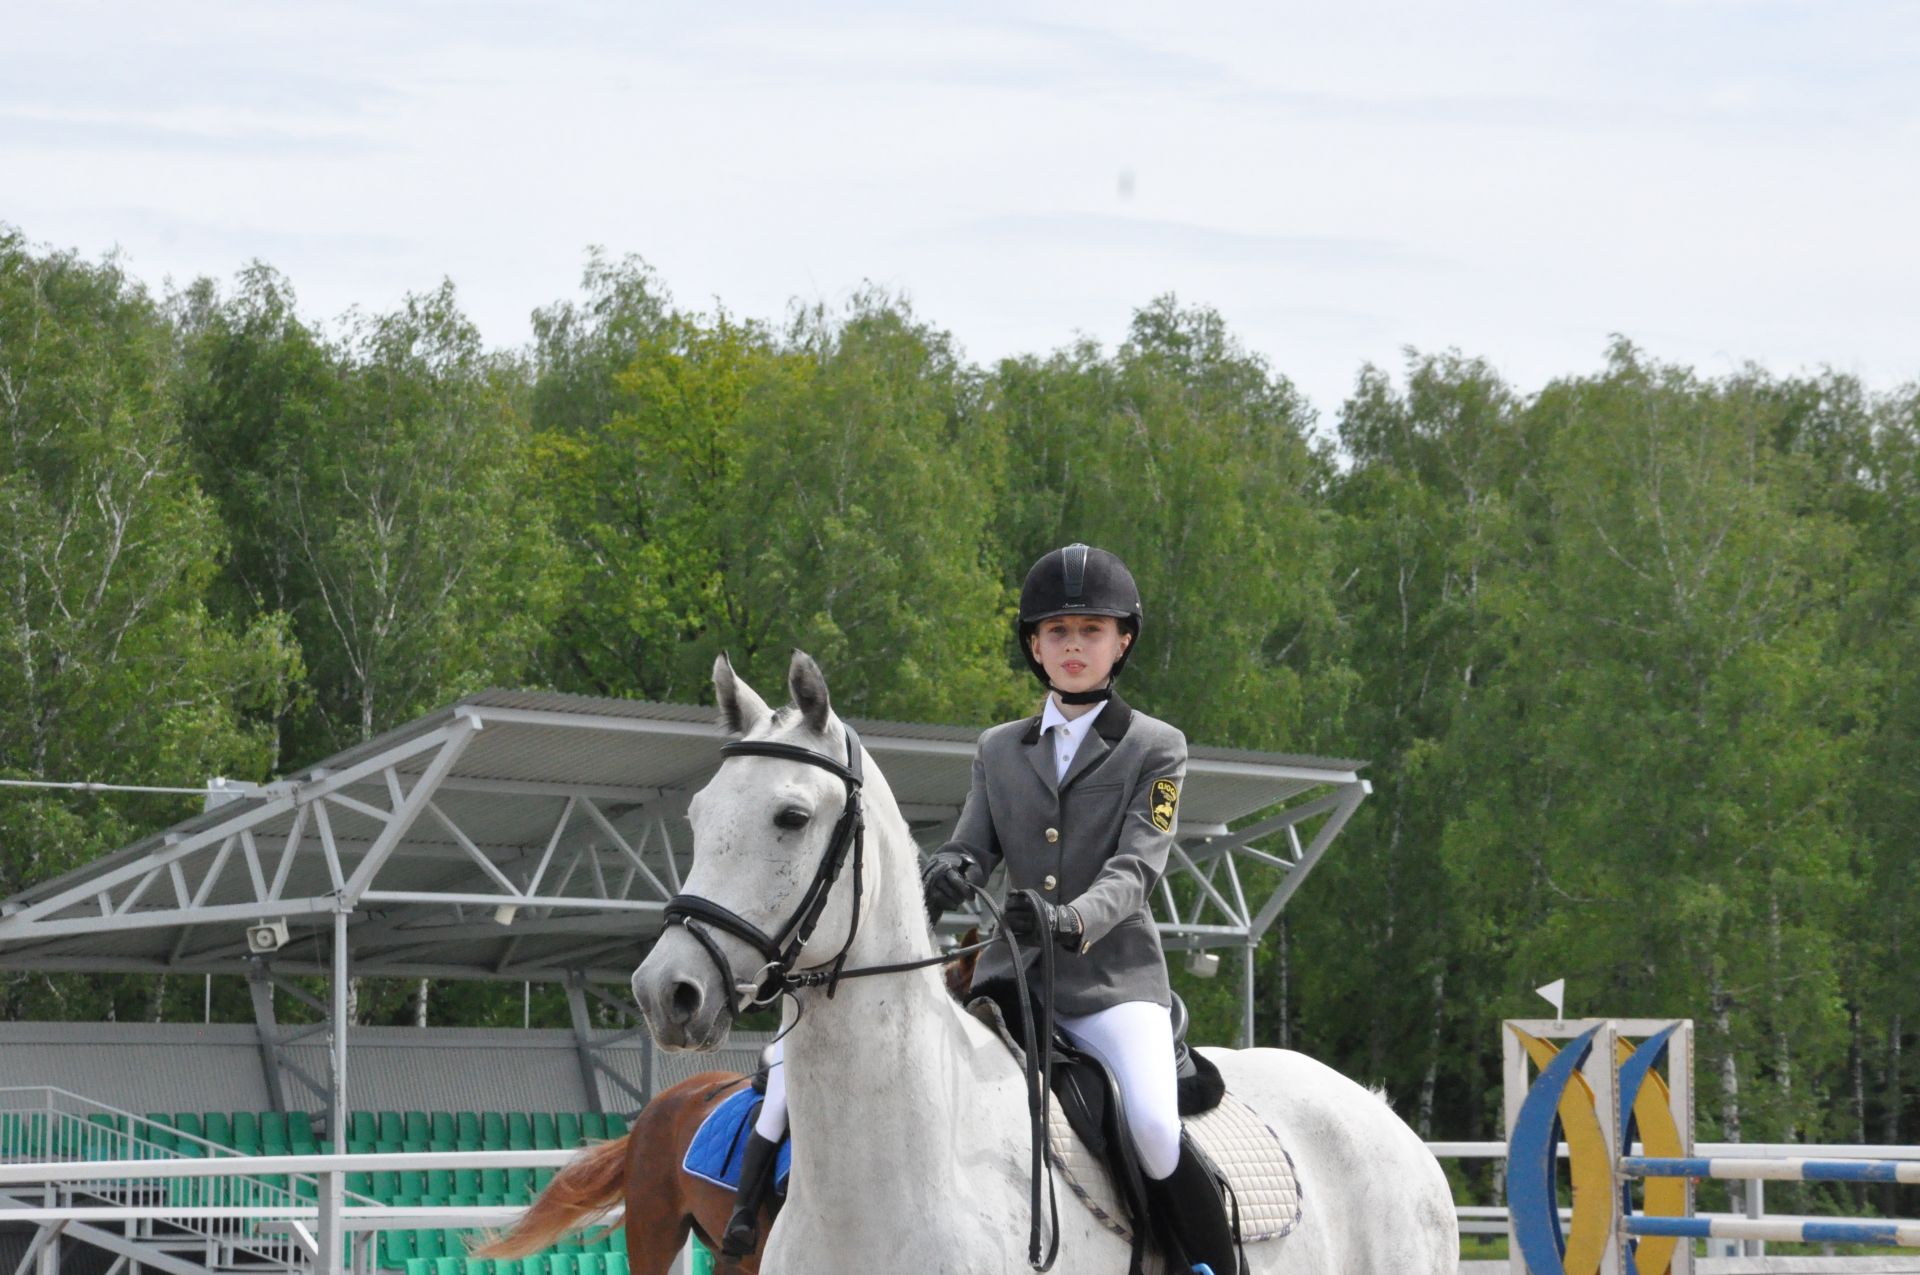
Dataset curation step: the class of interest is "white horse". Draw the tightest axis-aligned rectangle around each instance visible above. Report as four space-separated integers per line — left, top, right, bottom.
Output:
631 652 1458 1275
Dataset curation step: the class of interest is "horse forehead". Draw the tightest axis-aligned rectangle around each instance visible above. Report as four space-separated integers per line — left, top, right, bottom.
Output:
691 735 844 818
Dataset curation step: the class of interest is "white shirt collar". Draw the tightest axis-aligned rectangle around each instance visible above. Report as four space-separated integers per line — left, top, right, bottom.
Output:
1040 695 1105 782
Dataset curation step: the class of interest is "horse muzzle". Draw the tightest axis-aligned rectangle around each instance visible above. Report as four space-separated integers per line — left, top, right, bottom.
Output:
632 937 735 1051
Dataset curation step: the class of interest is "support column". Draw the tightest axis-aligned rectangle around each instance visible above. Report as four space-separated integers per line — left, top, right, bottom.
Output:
247 959 290 1113
319 906 349 1273
565 974 606 1114
1241 943 1257 1048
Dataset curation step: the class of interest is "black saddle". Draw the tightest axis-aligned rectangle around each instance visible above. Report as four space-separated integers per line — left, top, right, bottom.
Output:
970 977 1229 1264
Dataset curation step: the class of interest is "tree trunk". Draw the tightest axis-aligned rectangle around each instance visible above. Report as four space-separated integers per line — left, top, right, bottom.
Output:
1713 983 1744 1214
1277 916 1290 1050
1417 968 1445 1138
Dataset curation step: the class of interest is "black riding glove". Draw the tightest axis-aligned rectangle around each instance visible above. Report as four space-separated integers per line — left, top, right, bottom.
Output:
1004 891 1084 952
921 850 974 915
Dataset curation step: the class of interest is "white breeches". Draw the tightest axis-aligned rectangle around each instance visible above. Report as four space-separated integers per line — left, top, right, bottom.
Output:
1057 999 1180 1180
754 1040 788 1140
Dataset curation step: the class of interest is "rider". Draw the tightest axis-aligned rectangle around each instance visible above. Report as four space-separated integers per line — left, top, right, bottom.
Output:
921 543 1241 1275
718 1040 786 1256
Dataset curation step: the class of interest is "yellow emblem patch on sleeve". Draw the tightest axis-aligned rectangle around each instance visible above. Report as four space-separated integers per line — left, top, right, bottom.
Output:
1150 778 1179 832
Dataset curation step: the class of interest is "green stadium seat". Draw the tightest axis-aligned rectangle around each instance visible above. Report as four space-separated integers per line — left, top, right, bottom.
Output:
372 1170 401 1201
380 1229 416 1267
549 1257 578 1275
350 1111 378 1145
295 1176 317 1201
346 1170 372 1196
430 1110 456 1148
289 1110 319 1153
173 1112 205 1142
348 1139 376 1157
555 1112 582 1147
200 1111 232 1148
259 1110 290 1153
577 1257 604 1275
135 1115 175 1154
534 1167 556 1191
453 1168 481 1197
448 1192 477 1208
575 1113 604 1142
605 1257 629 1275
518 1260 549 1275
456 1111 483 1151
433 1259 462 1275
604 1229 626 1255
506 1112 532 1150
532 1113 558 1149
426 1169 455 1197
414 1228 445 1260
481 1113 508 1150
379 1111 405 1145
476 1190 506 1207
231 1111 261 1153
405 1110 431 1147
405 1261 432 1275
555 1231 583 1256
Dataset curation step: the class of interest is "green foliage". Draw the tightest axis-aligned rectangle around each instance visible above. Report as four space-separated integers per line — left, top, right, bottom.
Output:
0 228 302 1019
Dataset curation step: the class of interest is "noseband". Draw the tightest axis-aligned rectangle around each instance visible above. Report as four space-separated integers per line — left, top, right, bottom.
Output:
662 723 867 1011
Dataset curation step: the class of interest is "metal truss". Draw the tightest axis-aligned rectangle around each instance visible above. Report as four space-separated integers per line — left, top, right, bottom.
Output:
0 689 1372 1094
1153 779 1371 949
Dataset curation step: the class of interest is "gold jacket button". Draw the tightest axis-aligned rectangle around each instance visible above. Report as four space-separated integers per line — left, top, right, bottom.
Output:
1043 874 1058 891
1044 827 1059 843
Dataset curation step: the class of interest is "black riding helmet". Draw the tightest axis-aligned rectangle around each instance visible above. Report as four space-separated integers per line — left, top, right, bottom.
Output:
1017 543 1142 699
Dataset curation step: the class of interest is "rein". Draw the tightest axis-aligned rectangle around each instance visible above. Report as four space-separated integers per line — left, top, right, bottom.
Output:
659 726 1062 1271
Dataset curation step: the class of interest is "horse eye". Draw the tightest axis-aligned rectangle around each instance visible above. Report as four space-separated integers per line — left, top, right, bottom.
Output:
774 807 811 830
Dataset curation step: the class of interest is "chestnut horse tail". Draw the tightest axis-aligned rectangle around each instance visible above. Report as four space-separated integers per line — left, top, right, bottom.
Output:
473 1131 632 1259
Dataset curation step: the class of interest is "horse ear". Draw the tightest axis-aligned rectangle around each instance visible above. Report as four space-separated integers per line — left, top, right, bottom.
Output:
788 649 832 735
713 652 773 736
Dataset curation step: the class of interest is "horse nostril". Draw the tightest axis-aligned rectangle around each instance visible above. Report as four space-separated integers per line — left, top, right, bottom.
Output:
669 978 703 1025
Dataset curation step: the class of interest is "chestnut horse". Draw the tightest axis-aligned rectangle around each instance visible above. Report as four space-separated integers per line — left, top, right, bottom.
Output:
476 935 982 1272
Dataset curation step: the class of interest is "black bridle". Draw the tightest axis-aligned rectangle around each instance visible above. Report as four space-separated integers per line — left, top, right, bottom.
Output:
658 721 1061 1270
661 723 870 1010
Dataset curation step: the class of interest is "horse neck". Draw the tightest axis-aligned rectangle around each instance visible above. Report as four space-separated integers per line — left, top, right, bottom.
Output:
778 750 971 1173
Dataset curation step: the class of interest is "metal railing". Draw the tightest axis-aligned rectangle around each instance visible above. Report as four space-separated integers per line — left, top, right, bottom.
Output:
0 1086 381 1271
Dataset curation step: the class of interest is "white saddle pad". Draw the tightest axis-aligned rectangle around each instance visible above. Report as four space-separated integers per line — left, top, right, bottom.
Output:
971 1000 1304 1245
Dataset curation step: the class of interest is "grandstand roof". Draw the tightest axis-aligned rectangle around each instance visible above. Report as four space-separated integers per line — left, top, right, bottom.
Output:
0 689 1369 984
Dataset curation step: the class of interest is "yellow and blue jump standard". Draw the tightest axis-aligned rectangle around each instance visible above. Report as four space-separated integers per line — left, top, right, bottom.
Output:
1506 1016 1920 1274
1502 1018 1694 1275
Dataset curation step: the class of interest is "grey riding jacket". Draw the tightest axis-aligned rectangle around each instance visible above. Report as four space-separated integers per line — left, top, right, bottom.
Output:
940 693 1187 1016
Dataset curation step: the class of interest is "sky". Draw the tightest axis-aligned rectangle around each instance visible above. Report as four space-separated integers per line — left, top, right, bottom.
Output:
4 1 1918 426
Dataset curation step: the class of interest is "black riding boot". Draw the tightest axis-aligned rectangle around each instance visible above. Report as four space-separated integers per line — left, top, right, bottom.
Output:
1146 1137 1242 1275
720 1131 781 1257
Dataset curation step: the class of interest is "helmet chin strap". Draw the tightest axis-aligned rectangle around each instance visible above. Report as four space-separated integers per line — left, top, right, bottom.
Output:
1052 682 1114 706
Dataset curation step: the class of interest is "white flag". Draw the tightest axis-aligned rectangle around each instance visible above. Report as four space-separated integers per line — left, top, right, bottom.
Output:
1535 978 1566 1019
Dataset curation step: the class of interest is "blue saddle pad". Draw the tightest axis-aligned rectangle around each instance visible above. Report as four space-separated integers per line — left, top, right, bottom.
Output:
682 1086 792 1194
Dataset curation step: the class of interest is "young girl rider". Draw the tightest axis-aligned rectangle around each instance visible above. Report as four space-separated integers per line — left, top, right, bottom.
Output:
922 543 1241 1275
720 543 1238 1274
